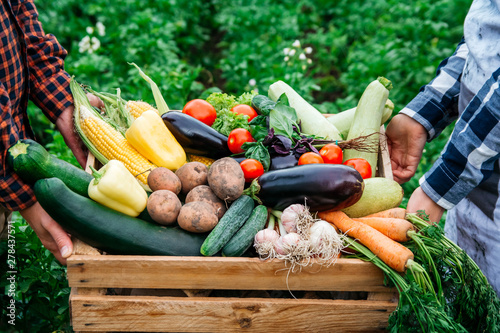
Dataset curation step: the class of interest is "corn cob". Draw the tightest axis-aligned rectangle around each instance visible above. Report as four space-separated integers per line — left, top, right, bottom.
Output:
187 154 215 167
126 100 158 119
79 105 155 186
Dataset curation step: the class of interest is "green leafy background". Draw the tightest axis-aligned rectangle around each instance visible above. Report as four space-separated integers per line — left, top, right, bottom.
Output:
0 0 469 331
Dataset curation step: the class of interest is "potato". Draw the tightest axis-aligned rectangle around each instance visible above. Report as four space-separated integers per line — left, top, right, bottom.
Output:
177 201 218 233
185 185 227 219
175 162 208 195
146 190 182 225
147 167 182 194
208 157 245 201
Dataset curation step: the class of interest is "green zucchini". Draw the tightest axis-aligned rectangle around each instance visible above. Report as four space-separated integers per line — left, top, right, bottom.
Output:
200 195 254 256
34 177 206 256
8 139 92 197
221 205 268 257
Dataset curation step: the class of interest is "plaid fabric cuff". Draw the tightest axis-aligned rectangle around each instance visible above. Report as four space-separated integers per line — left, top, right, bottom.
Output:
29 70 73 123
0 172 37 211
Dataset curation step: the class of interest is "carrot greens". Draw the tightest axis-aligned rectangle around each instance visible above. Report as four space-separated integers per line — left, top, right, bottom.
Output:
405 213 500 332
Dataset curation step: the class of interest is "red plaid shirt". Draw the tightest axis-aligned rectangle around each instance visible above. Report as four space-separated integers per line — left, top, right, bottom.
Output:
0 0 73 211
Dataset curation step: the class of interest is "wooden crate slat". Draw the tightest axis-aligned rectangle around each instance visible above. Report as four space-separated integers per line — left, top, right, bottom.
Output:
71 295 396 332
67 256 392 292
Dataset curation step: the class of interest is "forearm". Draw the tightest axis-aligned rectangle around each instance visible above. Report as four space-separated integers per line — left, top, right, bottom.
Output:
419 68 500 209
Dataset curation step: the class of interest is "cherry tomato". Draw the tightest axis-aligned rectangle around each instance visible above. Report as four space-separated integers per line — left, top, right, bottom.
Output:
182 99 217 126
231 104 258 122
319 143 343 164
240 159 265 182
343 158 372 179
298 152 324 165
227 128 255 154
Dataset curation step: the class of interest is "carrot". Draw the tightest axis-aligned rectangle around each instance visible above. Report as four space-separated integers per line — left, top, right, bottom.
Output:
318 210 414 273
353 217 415 242
364 207 406 219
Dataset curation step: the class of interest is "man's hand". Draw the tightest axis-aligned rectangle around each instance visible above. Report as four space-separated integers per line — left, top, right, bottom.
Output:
42 93 104 263
55 94 104 168
19 202 72 265
407 186 444 224
385 114 428 184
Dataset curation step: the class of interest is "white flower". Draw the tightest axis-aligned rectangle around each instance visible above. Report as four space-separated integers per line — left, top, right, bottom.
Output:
96 22 106 36
302 65 307 71
249 79 256 86
86 26 94 34
299 53 306 60
284 56 289 62
304 46 313 54
81 35 90 44
288 49 296 56
283 47 290 55
78 35 91 53
307 58 312 64
292 39 300 48
90 37 101 51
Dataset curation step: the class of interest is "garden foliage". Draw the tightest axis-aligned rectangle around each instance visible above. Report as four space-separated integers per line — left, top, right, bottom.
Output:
1 0 469 330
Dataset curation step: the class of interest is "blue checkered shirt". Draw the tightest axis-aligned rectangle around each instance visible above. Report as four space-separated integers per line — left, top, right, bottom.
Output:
400 33 500 209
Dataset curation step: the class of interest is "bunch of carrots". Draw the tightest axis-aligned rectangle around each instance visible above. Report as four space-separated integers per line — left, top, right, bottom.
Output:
318 207 500 332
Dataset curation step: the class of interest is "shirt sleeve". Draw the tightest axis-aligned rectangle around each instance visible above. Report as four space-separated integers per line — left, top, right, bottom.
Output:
18 0 73 123
419 68 500 209
400 39 468 141
0 96 36 211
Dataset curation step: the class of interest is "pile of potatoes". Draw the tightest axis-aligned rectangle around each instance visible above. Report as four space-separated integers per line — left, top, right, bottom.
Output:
146 157 245 233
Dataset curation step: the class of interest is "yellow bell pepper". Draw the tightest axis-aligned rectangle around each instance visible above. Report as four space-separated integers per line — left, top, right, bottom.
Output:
88 160 148 217
125 109 186 170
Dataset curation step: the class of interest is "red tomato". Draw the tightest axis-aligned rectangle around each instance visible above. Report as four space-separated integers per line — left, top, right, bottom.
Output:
319 143 343 164
343 158 372 179
240 159 264 182
231 104 258 122
182 99 217 126
227 128 255 154
298 152 324 165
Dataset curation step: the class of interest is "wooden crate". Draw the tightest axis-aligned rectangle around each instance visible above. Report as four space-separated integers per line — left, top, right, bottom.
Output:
67 126 397 333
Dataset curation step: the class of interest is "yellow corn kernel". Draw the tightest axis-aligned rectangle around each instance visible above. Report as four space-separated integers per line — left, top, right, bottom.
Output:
126 100 158 119
79 106 155 186
187 154 215 167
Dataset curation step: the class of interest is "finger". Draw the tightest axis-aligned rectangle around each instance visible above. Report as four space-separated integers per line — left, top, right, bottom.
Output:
41 218 73 259
61 126 88 168
86 93 104 109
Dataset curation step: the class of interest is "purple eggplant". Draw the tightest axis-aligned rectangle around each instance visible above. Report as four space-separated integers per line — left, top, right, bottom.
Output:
162 111 232 158
269 152 299 170
245 164 364 211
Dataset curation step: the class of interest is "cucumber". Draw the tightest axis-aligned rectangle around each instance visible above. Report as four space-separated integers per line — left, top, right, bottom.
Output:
200 195 254 256
222 205 268 257
34 177 206 256
8 139 92 197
